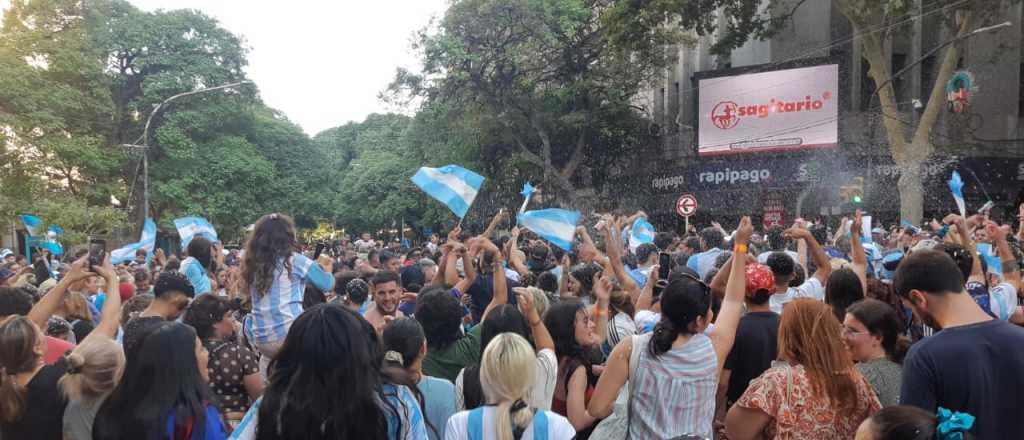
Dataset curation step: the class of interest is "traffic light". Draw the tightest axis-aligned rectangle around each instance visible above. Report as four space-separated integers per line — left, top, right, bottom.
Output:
839 177 865 210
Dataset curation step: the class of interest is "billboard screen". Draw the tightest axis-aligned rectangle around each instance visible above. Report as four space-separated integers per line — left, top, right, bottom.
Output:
697 63 839 156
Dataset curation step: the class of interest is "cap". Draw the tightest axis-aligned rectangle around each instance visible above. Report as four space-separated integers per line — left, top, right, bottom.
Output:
0 249 12 259
745 263 775 298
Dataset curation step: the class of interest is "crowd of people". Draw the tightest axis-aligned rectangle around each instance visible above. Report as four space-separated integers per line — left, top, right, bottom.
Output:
2 205 1024 439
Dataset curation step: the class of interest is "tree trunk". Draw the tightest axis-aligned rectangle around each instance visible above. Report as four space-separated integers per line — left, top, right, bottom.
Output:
840 3 971 224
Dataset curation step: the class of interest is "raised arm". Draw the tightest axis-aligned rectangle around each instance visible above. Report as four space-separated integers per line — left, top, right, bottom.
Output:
481 208 509 240
786 225 831 285
28 257 90 329
90 256 122 339
507 227 530 276
709 217 752 367
946 214 983 283
430 245 450 288
443 227 464 287
592 273 612 346
988 220 1021 291
480 238 507 320
516 288 554 353
635 264 659 312
453 242 478 295
849 211 869 294
602 216 640 300
709 253 735 299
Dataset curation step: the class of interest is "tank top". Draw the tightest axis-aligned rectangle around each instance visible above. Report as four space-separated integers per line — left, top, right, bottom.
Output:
628 332 718 439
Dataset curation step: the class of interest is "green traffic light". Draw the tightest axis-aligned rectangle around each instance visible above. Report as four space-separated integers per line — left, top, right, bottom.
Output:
852 195 862 204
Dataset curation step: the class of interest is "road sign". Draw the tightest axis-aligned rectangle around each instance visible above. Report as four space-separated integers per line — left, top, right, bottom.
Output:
676 194 698 217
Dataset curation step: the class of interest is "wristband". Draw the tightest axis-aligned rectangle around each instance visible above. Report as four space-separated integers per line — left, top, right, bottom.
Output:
594 307 608 317
734 243 748 254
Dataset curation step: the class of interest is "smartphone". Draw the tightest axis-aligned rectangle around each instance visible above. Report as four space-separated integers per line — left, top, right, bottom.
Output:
88 239 106 270
658 252 671 279
979 201 995 214
313 242 326 260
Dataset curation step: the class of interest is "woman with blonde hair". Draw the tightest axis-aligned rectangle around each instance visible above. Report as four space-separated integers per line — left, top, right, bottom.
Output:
59 292 95 343
444 333 575 440
725 298 881 439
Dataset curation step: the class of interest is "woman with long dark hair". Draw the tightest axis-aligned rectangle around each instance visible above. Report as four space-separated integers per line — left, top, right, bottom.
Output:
725 299 881 439
182 236 217 296
228 304 426 439
383 318 454 440
588 217 753 439
544 295 605 437
0 256 116 440
183 295 264 427
92 322 225 440
239 213 334 371
843 298 910 407
565 264 602 305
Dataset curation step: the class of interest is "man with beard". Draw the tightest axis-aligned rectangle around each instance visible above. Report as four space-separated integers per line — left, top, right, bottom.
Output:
364 270 405 333
895 249 1024 439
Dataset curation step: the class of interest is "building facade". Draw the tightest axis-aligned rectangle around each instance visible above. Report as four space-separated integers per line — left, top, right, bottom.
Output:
611 0 1024 228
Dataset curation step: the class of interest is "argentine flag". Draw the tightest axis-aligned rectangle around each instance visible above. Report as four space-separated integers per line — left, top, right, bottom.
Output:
411 165 484 219
40 225 64 256
629 218 656 252
20 215 43 236
518 208 581 252
112 218 157 264
175 216 219 249
948 171 966 218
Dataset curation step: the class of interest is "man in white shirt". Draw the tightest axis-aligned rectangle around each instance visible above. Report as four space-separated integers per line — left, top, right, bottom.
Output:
764 227 831 314
354 233 376 253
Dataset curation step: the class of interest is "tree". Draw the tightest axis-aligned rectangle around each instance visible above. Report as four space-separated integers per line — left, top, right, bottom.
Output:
834 0 1018 223
388 0 799 206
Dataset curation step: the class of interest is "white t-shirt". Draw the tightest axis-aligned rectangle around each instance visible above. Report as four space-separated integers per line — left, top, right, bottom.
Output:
354 239 376 252
989 282 1018 321
606 312 636 349
454 348 557 411
443 407 575 440
769 277 825 314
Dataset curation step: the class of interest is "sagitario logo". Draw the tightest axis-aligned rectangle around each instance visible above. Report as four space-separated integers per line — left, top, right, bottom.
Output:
710 92 832 130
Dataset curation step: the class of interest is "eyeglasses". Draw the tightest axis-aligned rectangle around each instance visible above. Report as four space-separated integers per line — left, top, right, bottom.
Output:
840 326 869 338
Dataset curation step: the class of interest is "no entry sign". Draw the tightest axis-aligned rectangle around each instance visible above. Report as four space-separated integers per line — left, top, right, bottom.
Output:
676 194 698 217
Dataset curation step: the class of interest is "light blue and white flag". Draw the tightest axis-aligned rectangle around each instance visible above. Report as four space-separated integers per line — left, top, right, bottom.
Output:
20 214 43 237
949 171 966 218
40 225 64 256
411 165 485 219
519 182 536 214
175 216 219 249
977 243 1002 276
629 218 656 252
111 218 157 264
517 208 580 252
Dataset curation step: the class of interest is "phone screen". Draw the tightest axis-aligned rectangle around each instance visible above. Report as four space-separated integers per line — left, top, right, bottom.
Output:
658 252 671 279
88 239 107 268
313 242 326 260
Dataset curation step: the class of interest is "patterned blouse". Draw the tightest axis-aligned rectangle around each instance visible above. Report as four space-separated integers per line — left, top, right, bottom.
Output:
736 363 881 439
205 339 260 414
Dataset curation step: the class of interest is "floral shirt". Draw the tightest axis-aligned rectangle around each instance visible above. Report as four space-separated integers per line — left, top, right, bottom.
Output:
736 364 881 439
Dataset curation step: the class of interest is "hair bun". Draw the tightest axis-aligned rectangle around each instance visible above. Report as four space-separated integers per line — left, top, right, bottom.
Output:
65 352 85 374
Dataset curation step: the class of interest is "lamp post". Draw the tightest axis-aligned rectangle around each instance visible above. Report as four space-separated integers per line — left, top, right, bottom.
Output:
122 80 252 226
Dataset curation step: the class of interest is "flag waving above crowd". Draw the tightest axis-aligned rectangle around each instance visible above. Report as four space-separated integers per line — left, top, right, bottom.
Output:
411 165 484 219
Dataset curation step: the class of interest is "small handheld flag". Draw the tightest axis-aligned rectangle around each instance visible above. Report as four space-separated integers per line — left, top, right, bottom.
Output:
20 215 43 237
629 218 656 252
517 208 581 251
174 216 219 249
411 165 485 219
949 171 966 218
976 243 1002 276
40 225 64 256
519 182 536 214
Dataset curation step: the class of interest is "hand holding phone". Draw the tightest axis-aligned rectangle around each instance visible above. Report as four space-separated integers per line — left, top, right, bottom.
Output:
88 239 107 271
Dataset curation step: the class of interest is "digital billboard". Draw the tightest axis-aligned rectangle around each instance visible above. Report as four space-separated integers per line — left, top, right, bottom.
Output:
697 63 839 156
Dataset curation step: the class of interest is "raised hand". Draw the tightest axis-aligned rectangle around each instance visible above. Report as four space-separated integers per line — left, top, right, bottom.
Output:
735 216 753 244
594 273 613 305
851 210 863 236
447 226 463 244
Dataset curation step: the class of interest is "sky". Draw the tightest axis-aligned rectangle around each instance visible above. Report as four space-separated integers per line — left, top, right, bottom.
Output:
1 0 449 135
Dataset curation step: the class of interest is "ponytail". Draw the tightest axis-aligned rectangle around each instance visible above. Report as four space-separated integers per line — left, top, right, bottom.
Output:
0 366 27 423
494 399 533 440
648 319 681 358
890 336 911 365
59 337 125 402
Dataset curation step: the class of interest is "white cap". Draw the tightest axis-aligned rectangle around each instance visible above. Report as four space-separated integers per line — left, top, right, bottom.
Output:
0 249 11 259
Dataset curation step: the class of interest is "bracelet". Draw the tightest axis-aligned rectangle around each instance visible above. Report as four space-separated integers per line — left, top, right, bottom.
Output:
734 243 748 254
594 307 608 317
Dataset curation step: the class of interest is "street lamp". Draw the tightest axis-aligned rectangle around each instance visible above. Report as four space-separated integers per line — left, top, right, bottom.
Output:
122 80 253 225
